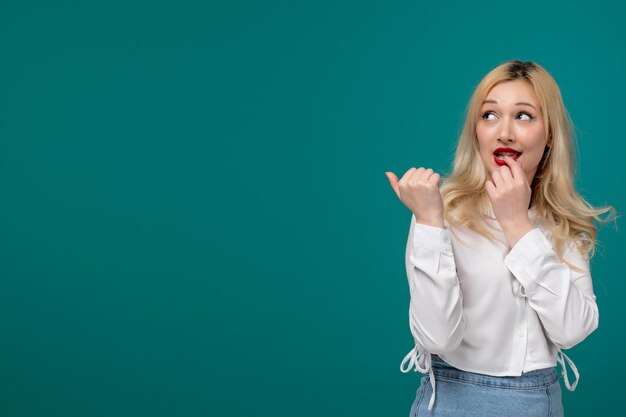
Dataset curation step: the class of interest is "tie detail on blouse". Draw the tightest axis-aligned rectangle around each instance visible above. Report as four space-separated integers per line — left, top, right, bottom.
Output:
400 344 436 410
400 344 580 411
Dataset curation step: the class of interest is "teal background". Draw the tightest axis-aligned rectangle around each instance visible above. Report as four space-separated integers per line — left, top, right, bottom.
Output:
0 1 623 416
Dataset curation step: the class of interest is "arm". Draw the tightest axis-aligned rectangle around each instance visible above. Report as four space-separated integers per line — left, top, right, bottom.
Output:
504 229 599 349
405 214 465 354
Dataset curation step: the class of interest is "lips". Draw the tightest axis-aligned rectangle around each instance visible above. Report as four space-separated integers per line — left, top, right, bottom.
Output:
493 147 522 166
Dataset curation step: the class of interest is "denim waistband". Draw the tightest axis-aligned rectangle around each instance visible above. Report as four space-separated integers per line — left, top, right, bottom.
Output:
430 356 558 389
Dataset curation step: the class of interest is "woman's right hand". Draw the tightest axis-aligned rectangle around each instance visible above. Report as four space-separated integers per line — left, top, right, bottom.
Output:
385 168 444 228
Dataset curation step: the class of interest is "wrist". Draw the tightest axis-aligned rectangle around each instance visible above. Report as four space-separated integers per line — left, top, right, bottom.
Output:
500 217 533 233
415 215 444 229
502 220 534 247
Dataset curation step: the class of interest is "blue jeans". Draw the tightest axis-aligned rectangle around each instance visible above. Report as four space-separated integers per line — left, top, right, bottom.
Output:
410 356 564 416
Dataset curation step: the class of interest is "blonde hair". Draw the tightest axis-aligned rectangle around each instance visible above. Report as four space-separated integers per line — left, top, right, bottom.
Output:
441 60 615 267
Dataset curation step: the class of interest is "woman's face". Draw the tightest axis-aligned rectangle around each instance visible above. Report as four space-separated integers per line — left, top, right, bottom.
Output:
476 79 549 184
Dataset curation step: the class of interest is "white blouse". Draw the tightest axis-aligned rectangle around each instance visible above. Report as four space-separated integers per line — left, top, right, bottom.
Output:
399 204 599 410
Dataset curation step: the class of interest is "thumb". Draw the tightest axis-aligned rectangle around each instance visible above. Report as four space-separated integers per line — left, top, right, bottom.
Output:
385 172 401 199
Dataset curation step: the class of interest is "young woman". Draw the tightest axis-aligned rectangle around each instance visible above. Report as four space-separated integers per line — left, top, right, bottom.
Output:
385 60 614 416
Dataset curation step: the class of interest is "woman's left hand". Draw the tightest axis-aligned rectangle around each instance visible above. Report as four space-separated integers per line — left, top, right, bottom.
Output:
485 155 534 247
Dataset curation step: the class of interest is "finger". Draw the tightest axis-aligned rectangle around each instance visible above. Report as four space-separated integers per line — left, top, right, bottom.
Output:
498 164 514 183
428 172 440 186
421 168 434 181
399 167 418 187
502 155 525 182
385 172 401 198
491 170 504 188
407 167 426 185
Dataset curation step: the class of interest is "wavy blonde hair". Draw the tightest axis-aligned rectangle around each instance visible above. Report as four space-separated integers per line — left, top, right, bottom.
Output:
441 60 615 266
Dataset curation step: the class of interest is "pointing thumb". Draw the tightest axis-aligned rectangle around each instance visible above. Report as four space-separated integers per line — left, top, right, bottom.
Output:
385 172 400 198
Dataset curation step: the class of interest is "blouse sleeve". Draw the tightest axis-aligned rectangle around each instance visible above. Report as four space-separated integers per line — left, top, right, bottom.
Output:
404 214 465 354
504 228 599 349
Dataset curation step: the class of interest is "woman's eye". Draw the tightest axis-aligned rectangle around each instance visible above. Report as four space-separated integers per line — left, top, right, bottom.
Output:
481 111 496 120
518 112 534 121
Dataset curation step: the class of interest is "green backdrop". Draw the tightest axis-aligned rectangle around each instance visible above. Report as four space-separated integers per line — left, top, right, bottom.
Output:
0 1 623 416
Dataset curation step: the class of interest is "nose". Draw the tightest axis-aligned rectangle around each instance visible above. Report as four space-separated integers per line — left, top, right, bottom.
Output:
498 118 515 143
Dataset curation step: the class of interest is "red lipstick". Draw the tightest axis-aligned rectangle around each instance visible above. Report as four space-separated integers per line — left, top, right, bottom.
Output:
493 147 522 166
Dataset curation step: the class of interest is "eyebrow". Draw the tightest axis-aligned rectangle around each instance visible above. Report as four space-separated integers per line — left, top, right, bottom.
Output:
482 99 537 110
